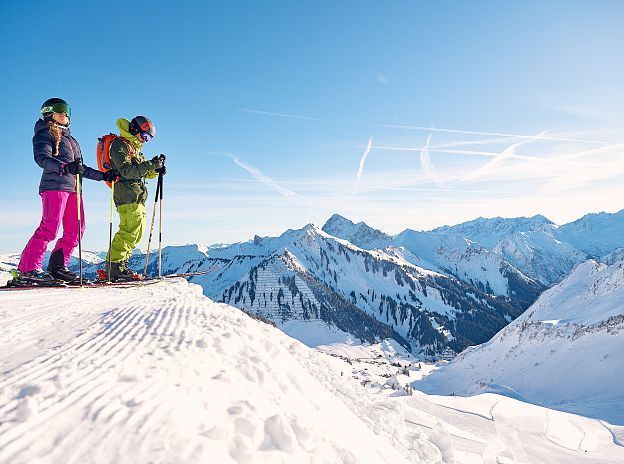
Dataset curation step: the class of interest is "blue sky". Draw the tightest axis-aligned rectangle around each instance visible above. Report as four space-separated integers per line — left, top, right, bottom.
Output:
1 0 623 253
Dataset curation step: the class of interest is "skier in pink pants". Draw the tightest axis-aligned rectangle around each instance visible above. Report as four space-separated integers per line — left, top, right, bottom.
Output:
15 98 118 284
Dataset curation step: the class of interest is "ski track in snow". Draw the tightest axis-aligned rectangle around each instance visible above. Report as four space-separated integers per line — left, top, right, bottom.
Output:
0 279 623 463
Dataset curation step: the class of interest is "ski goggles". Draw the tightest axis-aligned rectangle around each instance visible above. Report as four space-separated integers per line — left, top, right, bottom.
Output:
40 102 71 118
138 121 155 142
140 132 153 142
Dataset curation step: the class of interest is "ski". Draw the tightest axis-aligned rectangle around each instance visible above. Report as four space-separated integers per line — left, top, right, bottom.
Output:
1 270 68 290
92 277 165 287
1 281 68 290
159 265 222 278
95 265 221 283
0 278 165 291
0 264 222 292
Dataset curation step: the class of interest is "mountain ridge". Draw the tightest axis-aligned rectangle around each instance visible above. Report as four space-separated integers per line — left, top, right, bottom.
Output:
414 255 624 424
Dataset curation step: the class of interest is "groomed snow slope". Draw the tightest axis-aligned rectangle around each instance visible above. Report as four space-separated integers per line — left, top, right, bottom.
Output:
0 279 423 463
1 280 622 463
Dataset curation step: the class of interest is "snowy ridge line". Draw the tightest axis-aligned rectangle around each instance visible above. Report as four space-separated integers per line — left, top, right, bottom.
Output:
499 314 624 342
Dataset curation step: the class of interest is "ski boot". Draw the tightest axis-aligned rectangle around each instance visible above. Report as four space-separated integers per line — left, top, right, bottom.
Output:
108 262 143 282
6 269 66 287
47 249 88 284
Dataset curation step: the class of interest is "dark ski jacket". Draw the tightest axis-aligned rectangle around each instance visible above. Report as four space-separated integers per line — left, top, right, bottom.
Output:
109 118 158 206
33 118 103 193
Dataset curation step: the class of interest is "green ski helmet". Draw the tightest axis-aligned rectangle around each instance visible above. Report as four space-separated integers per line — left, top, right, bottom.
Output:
41 98 71 121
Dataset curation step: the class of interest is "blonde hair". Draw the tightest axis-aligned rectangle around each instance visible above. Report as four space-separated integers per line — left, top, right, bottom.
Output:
48 122 62 156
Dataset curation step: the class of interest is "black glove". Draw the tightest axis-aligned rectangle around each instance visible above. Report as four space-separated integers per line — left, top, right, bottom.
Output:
102 169 120 182
151 155 165 170
64 161 84 175
155 165 167 175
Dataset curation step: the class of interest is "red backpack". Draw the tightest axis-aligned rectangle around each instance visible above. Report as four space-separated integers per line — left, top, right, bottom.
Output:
96 134 133 188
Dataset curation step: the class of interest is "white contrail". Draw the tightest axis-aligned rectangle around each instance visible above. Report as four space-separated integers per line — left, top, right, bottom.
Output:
462 131 549 182
240 108 338 124
429 136 526 149
365 185 520 194
374 145 604 168
240 108 608 144
374 124 602 144
419 133 444 187
228 155 306 201
558 142 624 161
356 137 373 179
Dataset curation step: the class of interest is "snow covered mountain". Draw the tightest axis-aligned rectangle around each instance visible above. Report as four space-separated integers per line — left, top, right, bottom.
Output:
388 229 543 306
322 213 393 250
431 210 624 286
220 251 412 351
432 214 555 249
194 224 533 355
558 209 624 258
414 256 624 424
432 214 588 285
322 215 545 304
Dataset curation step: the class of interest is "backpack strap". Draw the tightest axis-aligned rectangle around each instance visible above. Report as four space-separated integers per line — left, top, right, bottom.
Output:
115 135 135 159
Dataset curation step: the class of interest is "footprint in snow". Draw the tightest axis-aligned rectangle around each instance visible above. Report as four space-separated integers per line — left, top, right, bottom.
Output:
16 395 39 422
261 414 297 453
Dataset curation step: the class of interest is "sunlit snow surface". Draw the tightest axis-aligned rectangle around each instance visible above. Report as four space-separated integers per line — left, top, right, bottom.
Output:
0 279 622 463
416 257 624 428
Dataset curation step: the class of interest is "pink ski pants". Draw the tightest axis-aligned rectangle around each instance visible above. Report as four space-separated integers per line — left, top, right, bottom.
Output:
18 190 85 273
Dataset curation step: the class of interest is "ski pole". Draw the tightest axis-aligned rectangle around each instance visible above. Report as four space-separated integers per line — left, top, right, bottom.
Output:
143 174 161 278
76 169 83 287
157 170 164 278
107 180 115 282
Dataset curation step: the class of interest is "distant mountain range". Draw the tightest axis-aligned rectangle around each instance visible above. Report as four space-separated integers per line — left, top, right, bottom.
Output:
327 210 624 286
3 209 624 358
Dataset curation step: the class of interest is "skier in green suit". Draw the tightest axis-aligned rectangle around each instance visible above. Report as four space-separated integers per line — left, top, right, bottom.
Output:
106 116 165 280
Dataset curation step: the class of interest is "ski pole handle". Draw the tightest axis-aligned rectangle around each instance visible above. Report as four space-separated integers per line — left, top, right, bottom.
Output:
158 170 164 278
159 170 163 200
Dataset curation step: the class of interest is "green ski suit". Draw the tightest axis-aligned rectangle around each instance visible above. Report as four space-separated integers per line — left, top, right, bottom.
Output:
106 118 159 264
